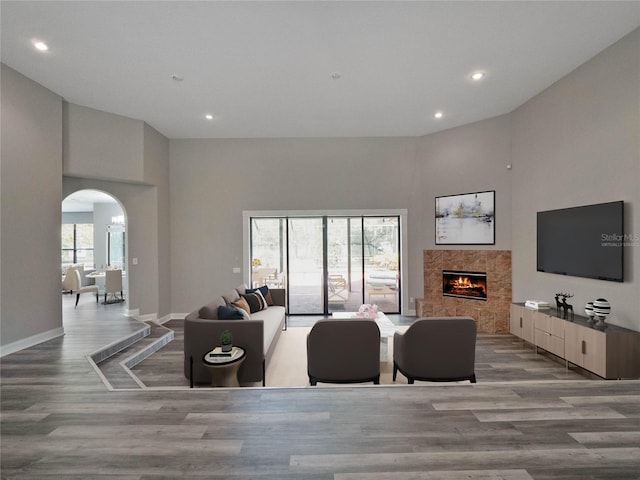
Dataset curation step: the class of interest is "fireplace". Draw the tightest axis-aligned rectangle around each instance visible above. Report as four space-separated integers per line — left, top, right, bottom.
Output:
442 270 487 301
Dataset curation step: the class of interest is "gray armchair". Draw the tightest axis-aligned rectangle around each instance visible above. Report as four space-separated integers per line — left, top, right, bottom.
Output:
393 317 477 384
307 319 380 386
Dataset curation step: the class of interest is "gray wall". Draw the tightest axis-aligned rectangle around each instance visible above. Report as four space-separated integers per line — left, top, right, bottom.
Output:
63 178 159 316
168 129 512 314
169 137 421 312
62 212 93 224
416 114 513 251
1 65 63 348
144 124 171 316
62 103 171 320
63 103 144 182
511 28 640 331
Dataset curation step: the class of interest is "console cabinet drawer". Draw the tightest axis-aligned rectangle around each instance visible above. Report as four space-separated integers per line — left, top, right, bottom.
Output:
535 328 565 358
534 312 565 357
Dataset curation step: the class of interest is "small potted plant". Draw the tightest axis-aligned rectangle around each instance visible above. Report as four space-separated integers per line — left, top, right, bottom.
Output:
220 330 233 352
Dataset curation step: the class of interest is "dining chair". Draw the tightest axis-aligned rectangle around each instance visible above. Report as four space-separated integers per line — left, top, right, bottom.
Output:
67 267 99 308
104 269 124 304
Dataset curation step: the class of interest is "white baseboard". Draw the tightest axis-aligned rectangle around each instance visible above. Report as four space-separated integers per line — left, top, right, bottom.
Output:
0 327 65 357
155 313 177 325
138 312 158 323
126 310 182 324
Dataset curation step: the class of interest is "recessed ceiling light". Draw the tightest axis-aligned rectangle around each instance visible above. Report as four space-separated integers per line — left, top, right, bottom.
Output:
434 111 444 119
171 74 184 82
34 41 48 51
470 71 486 81
205 114 214 120
330 72 342 80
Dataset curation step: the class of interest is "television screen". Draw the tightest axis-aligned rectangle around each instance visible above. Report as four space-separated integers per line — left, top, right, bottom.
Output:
536 201 624 282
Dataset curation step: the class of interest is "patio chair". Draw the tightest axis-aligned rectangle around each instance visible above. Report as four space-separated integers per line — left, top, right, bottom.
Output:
328 274 349 303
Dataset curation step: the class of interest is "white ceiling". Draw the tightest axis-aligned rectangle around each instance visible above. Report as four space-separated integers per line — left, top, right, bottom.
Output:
2 1 639 139
62 190 118 213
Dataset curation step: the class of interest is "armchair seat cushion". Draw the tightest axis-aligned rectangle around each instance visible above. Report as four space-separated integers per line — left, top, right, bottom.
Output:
393 317 477 384
307 319 380 385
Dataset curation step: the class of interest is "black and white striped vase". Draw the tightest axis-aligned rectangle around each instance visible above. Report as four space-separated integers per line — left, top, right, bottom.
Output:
584 302 595 325
592 298 610 330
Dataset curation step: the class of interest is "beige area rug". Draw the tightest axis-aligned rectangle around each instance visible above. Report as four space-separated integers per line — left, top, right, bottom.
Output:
265 325 411 387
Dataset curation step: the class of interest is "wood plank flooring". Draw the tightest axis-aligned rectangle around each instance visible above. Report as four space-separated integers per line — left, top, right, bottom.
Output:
1 296 639 479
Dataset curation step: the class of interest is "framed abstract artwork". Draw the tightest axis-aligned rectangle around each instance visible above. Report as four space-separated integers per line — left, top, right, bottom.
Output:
435 190 495 245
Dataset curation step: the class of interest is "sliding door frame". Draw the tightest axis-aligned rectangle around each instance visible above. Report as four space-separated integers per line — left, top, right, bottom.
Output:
243 209 408 315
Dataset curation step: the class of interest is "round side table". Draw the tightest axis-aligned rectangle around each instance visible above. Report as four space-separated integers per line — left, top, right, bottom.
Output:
202 346 246 387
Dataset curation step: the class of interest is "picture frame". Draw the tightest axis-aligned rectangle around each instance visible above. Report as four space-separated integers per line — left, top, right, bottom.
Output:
435 190 495 245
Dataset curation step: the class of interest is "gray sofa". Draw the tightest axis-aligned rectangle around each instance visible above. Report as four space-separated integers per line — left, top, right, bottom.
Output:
184 284 286 386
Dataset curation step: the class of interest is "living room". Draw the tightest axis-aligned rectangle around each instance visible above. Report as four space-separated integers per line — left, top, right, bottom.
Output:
2 4 639 348
1 2 639 477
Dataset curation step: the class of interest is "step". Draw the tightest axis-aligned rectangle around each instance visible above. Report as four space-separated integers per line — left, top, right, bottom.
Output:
93 322 174 389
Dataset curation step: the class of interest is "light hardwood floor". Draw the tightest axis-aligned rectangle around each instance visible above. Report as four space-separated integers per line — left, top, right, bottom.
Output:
1 295 639 479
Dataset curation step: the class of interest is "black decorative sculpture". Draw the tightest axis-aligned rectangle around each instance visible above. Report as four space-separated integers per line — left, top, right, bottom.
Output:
554 292 574 320
554 293 563 313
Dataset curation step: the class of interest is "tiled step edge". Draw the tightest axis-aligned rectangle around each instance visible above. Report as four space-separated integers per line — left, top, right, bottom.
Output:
87 322 175 390
122 326 174 370
88 323 151 364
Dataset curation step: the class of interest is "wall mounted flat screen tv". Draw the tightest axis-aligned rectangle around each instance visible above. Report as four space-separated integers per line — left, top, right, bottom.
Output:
537 201 624 282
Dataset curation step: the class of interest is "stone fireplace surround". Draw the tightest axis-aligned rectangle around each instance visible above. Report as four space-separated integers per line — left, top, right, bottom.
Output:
419 250 512 334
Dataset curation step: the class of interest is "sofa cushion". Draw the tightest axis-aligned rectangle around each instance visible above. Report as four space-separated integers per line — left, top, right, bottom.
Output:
198 297 227 320
217 305 244 320
241 292 267 313
235 283 248 295
232 297 251 316
222 289 240 304
252 305 286 354
247 285 274 306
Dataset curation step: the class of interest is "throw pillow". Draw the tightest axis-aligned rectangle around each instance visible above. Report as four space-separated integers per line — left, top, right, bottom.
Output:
247 287 269 308
236 306 251 320
232 297 251 317
247 285 274 306
240 292 266 313
222 289 240 304
217 305 244 320
199 297 226 319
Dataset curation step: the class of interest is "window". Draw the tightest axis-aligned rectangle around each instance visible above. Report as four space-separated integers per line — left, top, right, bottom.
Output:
107 224 126 270
249 214 402 315
61 223 94 269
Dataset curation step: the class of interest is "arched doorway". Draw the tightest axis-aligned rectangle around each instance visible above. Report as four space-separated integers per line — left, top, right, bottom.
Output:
61 189 128 317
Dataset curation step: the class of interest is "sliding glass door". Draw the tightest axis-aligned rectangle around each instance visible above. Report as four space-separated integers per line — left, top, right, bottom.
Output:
363 217 400 312
327 217 363 313
250 215 400 315
288 218 324 314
